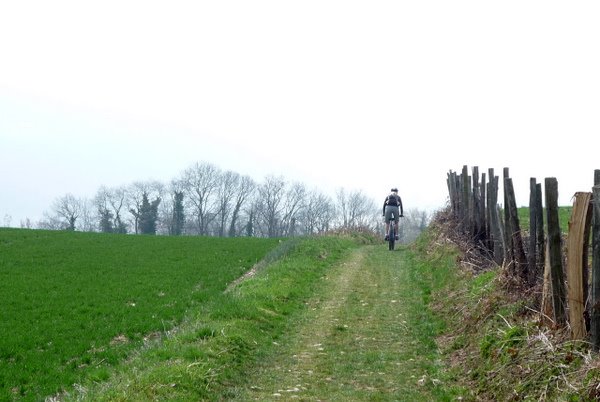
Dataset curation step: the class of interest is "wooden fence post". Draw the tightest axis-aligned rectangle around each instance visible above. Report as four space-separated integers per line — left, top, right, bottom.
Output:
473 166 487 244
472 166 481 240
487 170 503 264
545 177 566 326
566 192 592 339
541 244 554 326
481 172 488 246
502 168 513 269
505 177 528 281
486 170 493 251
535 183 545 283
447 171 458 217
455 173 461 218
591 179 600 349
528 178 538 286
461 165 470 233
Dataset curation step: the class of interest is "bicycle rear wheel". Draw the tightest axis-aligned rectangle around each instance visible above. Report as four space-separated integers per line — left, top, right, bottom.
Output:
388 220 395 251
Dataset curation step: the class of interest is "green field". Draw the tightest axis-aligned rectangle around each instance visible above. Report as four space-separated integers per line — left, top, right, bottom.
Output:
0 229 280 401
517 206 572 233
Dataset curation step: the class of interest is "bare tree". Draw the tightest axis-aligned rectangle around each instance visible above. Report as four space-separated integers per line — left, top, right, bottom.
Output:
45 193 83 230
153 183 170 235
337 188 349 228
110 186 128 233
281 182 306 236
229 175 256 237
348 190 376 228
180 162 221 235
256 175 286 237
241 201 258 237
20 218 32 229
95 186 114 233
336 188 376 229
302 190 335 234
79 198 96 232
95 185 129 233
37 214 64 230
214 170 237 237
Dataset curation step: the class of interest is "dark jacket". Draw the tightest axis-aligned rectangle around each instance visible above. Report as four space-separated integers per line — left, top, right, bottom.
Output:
382 193 403 216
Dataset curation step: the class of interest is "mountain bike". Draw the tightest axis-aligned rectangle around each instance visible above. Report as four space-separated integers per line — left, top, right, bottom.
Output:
387 215 397 251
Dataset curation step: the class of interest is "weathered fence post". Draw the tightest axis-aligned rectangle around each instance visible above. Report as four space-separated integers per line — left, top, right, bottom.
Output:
487 169 503 264
486 170 493 251
447 171 458 217
461 165 470 233
481 172 488 246
505 177 528 281
535 183 545 284
472 166 482 240
591 178 600 349
528 179 545 286
502 168 513 268
545 177 566 326
541 244 554 326
455 173 461 219
528 178 538 286
566 192 592 339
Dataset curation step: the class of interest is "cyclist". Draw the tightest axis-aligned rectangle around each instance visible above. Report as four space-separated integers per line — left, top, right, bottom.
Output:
383 187 404 241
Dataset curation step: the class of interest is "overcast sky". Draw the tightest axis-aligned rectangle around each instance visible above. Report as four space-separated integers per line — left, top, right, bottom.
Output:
1 1 599 227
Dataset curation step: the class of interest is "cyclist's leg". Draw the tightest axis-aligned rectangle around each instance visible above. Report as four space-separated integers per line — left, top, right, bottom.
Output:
384 207 392 239
392 206 400 239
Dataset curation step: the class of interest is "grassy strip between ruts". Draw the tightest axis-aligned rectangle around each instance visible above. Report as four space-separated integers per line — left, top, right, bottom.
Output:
63 234 369 401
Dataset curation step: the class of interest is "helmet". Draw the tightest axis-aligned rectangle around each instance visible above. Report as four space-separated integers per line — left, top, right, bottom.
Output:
391 188 398 192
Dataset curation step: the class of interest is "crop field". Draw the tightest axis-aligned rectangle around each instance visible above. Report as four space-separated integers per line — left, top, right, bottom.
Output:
516 206 572 233
0 228 280 401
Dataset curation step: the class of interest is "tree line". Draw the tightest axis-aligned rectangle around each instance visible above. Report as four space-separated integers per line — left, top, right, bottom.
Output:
20 161 428 239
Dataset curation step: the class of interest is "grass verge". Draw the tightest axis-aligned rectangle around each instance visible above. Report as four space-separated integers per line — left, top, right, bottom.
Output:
405 227 472 400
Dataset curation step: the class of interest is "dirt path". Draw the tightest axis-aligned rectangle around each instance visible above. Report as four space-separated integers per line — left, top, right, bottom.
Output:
230 245 444 401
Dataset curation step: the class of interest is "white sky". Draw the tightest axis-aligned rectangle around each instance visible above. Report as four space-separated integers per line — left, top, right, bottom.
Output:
1 1 600 226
